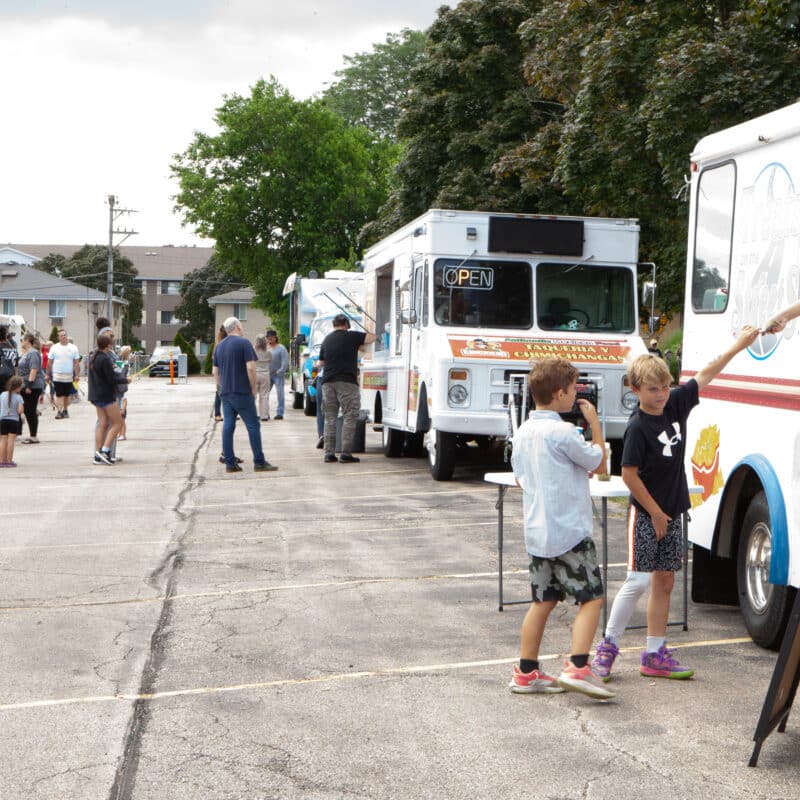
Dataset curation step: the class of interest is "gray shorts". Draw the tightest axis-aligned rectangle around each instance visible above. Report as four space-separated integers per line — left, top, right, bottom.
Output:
628 506 683 572
528 537 604 605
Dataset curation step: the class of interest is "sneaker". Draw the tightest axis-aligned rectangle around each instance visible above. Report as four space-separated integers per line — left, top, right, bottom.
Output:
324 454 338 463
95 450 114 465
316 436 324 449
93 455 104 465
254 462 278 472
558 661 616 700
339 454 360 463
55 410 64 419
225 463 243 473
274 415 283 420
62 409 69 418
5 461 17 468
261 417 270 421
591 638 620 682
509 665 565 694
219 455 244 464
640 645 694 679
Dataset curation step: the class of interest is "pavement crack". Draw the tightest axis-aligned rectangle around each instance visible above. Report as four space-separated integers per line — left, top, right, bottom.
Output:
107 423 212 800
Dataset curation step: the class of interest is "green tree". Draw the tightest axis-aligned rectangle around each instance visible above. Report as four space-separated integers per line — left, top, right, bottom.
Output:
171 78 393 329
36 246 144 346
172 331 202 374
322 29 427 140
366 0 547 244
173 257 237 345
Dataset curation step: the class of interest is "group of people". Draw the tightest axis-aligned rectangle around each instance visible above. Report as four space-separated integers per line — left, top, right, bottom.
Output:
0 319 134 469
505 307 798 701
212 313 377 472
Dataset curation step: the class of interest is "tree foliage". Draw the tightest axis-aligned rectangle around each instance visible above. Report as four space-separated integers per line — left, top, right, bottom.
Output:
171 78 394 329
321 29 427 140
172 330 202 374
36 246 143 346
173 256 237 344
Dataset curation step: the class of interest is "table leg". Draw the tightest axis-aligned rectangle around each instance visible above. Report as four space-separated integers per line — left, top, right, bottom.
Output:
497 485 506 612
602 496 609 634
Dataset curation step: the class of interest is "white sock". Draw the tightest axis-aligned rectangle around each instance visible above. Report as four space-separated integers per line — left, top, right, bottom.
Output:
646 636 665 653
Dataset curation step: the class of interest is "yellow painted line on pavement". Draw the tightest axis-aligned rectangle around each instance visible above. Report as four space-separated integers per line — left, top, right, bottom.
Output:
0 569 517 612
0 637 754 713
0 520 499 552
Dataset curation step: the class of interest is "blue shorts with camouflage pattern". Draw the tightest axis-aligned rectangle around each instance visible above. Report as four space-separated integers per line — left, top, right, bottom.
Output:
528 537 604 605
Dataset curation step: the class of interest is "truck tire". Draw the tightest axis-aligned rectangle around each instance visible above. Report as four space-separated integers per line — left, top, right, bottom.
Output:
426 427 456 481
737 491 795 649
382 425 404 457
303 382 316 416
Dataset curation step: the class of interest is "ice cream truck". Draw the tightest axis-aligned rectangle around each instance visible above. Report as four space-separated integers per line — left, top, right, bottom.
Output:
357 208 647 480
682 102 800 648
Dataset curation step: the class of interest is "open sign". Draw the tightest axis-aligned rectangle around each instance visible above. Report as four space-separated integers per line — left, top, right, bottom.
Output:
442 265 494 290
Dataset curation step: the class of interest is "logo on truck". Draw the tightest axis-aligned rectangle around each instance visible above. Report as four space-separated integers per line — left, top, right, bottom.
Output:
690 425 724 507
447 335 631 364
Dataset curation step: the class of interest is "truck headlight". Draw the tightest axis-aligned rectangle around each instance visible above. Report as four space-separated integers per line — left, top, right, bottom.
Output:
448 384 468 405
622 389 638 410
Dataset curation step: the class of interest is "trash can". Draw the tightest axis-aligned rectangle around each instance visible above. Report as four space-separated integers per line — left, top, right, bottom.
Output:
335 410 367 454
177 354 188 381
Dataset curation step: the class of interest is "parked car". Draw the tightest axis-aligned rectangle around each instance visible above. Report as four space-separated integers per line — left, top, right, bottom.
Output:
148 346 179 377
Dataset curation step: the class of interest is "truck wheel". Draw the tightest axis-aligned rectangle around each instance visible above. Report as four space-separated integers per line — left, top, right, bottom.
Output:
382 425 404 457
292 390 304 409
737 491 795 649
303 383 316 417
426 428 456 481
404 432 424 457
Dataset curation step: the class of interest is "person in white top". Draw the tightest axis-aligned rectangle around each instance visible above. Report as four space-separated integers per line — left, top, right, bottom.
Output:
46 328 80 419
508 357 613 701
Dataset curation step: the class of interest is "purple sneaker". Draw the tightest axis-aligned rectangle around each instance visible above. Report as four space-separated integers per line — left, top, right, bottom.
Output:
640 645 694 679
591 637 619 682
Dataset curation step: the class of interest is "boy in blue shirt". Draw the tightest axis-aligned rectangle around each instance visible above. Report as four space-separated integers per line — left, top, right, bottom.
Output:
509 358 614 700
592 326 759 680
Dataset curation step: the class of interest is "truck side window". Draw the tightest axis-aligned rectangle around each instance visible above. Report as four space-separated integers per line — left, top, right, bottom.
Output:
692 161 735 313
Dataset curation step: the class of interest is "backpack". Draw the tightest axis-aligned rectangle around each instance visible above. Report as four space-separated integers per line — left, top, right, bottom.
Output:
0 347 16 391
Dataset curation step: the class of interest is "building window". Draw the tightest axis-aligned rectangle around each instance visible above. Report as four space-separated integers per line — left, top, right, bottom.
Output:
49 300 66 318
161 280 181 295
161 310 182 325
232 303 248 321
2 299 15 315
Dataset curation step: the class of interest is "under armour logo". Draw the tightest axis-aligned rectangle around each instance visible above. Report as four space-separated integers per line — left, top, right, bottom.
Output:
658 422 681 456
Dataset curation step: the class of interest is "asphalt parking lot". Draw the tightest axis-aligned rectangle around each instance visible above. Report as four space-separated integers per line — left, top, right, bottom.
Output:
1 374 798 799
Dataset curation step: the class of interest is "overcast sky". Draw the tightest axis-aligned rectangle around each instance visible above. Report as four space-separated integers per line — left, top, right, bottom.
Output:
1 1 452 248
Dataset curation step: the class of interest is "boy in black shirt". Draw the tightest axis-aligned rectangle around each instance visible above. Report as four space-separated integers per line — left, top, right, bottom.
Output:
593 326 759 680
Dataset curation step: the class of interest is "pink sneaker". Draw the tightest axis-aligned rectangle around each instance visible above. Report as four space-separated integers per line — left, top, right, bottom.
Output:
509 665 565 694
558 661 616 700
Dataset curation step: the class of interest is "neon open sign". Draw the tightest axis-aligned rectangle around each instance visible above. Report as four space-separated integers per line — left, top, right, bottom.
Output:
442 265 494 290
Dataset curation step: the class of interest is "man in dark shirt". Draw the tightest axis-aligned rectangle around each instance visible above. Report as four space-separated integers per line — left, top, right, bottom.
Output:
317 314 377 463
213 317 278 473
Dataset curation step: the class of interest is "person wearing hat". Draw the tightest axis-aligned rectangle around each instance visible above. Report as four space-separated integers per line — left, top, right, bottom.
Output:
317 314 377 463
266 329 288 419
647 338 663 359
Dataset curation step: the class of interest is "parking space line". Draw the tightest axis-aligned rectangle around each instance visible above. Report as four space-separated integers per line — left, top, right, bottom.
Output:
0 637 753 713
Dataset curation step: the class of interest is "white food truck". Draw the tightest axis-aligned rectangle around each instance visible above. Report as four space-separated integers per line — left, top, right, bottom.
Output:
358 209 648 480
682 101 800 648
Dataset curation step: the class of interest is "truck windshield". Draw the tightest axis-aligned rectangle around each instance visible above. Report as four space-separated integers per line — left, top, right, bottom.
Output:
536 263 636 333
433 259 532 328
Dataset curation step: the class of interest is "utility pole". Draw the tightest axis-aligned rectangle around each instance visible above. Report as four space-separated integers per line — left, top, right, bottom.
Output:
106 195 138 321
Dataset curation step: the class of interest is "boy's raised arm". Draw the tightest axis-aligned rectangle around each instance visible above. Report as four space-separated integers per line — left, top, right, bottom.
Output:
694 325 759 390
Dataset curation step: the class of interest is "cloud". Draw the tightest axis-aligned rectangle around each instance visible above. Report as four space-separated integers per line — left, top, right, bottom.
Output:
0 1 453 245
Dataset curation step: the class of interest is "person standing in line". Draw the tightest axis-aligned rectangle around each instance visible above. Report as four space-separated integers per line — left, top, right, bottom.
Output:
116 345 132 441
266 330 288 420
89 317 125 463
508 357 614 700
18 333 45 444
317 314 377 464
88 333 130 465
212 325 227 421
253 334 272 421
46 328 80 419
591 327 759 681
0 324 19 395
213 317 278 473
0 375 24 467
